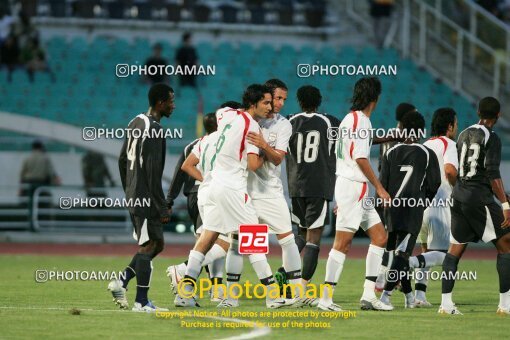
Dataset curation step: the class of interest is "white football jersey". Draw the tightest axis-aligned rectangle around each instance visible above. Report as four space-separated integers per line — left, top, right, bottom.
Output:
247 114 292 199
423 136 458 199
210 108 260 191
192 131 220 191
335 110 373 183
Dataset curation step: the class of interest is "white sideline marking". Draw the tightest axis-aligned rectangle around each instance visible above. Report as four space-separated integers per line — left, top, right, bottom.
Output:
0 306 271 339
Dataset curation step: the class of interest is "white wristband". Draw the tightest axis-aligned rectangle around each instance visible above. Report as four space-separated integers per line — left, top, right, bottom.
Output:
503 202 510 211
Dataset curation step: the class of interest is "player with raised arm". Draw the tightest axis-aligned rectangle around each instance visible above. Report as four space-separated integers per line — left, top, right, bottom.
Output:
175 85 288 309
286 86 340 305
108 83 175 312
318 77 392 311
379 111 441 309
439 97 510 315
409 108 458 307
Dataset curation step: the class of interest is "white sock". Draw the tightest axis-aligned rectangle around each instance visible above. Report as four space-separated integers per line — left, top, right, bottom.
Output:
184 250 205 280
422 251 446 267
278 234 303 295
405 292 415 302
363 244 385 299
409 256 419 268
248 253 277 301
441 293 453 307
499 290 510 309
202 243 227 267
225 242 243 299
209 257 225 280
320 249 346 305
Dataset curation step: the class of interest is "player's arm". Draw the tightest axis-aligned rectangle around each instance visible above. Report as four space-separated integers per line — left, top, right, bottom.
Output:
145 132 169 223
246 131 285 166
444 164 457 187
181 153 203 182
247 153 264 171
485 135 510 227
165 148 186 213
118 136 128 192
357 158 390 204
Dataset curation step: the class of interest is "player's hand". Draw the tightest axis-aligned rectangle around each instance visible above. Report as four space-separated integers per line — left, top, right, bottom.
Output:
376 187 391 207
333 205 338 215
247 132 268 150
160 211 170 224
502 209 510 228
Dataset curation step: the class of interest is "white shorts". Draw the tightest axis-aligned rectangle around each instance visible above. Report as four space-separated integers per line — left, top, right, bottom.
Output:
418 206 450 250
335 176 381 233
252 197 292 234
203 184 258 234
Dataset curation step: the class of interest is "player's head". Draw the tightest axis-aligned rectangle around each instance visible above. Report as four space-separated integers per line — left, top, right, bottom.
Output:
395 102 416 122
297 85 322 113
400 111 425 143
265 78 288 116
148 83 175 118
32 140 44 151
153 43 162 56
431 107 458 139
242 84 272 120
182 32 192 44
219 101 242 109
478 97 501 122
350 77 381 112
203 112 217 134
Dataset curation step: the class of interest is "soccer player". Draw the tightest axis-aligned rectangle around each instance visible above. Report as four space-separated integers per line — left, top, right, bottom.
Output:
225 79 303 304
176 85 287 308
375 103 417 291
286 85 340 298
318 77 391 311
379 111 441 308
439 97 510 315
409 108 458 307
108 83 175 312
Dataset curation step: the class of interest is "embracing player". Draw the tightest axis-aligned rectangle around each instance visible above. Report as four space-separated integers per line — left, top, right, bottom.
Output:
440 97 510 315
108 83 175 312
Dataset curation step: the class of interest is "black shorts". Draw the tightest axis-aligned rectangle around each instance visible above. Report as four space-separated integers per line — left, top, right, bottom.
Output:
187 192 200 232
130 214 163 246
451 199 507 244
386 230 418 255
385 206 425 236
291 197 329 229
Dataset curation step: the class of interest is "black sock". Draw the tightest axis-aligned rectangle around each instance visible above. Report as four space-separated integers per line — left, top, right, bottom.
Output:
381 251 389 267
134 254 152 305
384 254 408 292
121 254 138 289
212 277 223 285
295 234 306 253
415 283 427 292
416 254 426 268
441 253 459 294
302 243 320 281
497 253 510 294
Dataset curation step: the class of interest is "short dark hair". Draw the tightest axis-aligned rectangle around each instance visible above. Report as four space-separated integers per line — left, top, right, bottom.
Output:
32 140 44 150
219 101 242 109
350 77 381 111
265 79 288 92
395 102 416 122
478 97 500 119
431 107 457 137
242 84 271 109
148 83 173 107
182 32 192 42
400 111 425 140
153 43 162 50
203 113 217 134
297 85 322 112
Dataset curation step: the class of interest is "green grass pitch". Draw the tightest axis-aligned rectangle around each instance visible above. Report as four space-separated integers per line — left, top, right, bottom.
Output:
1 254 508 339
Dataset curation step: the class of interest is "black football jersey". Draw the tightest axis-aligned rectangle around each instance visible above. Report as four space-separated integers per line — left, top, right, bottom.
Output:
286 112 341 200
452 124 502 205
119 113 166 218
166 138 199 209
380 143 441 233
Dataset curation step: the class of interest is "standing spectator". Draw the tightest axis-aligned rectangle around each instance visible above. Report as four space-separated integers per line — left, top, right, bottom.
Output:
13 11 38 49
144 43 168 85
0 6 14 45
369 0 394 49
20 141 60 228
1 34 20 82
21 37 55 82
175 32 198 88
82 151 115 198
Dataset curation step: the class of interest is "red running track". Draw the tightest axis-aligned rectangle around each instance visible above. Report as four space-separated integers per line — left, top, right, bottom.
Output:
0 243 496 259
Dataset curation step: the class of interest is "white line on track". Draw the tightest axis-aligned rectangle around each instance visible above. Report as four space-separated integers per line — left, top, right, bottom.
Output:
0 306 271 339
